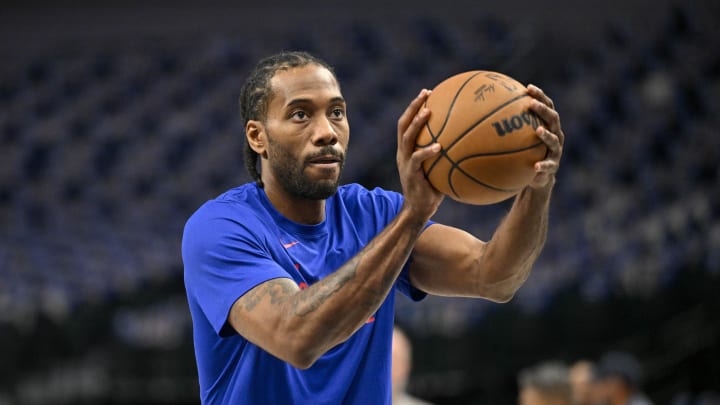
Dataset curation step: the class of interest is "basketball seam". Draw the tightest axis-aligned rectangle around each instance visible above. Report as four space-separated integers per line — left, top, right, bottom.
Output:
427 93 530 180
419 72 485 173
433 93 532 199
452 169 524 193
449 141 546 195
418 71 485 148
456 140 545 159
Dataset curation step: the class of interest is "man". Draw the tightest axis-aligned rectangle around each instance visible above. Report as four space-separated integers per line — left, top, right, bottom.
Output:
392 326 434 405
182 51 564 404
517 361 572 405
594 351 654 405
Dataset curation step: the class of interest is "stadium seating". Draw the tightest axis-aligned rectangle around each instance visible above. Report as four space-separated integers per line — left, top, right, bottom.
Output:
1 3 718 330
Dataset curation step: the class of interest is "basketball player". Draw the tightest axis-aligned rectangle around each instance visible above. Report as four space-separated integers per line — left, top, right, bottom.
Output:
182 51 565 404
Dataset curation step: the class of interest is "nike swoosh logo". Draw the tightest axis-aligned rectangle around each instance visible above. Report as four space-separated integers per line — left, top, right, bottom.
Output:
283 241 300 249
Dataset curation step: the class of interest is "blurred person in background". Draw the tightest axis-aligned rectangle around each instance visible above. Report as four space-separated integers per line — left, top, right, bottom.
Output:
594 351 654 405
392 326 434 405
182 50 565 404
570 359 602 405
517 360 572 405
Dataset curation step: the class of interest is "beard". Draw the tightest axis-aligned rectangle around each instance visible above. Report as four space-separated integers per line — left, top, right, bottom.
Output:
266 133 346 200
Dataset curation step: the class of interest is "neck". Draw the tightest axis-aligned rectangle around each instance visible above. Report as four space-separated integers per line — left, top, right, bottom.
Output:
263 182 327 225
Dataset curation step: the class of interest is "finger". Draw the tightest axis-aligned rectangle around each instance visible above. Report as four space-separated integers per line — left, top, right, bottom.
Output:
530 99 562 139
556 128 565 147
527 84 554 109
534 159 559 174
400 107 431 156
527 85 565 147
398 89 431 140
411 143 441 168
536 126 563 158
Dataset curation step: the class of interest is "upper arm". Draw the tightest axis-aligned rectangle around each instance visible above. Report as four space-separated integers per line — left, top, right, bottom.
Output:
408 223 491 298
410 223 524 302
182 210 295 337
409 224 528 302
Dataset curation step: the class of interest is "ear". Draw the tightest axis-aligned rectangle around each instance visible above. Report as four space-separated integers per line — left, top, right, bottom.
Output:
246 120 268 158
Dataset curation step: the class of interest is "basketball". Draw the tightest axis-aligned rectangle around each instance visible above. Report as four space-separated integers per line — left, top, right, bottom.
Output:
416 71 548 205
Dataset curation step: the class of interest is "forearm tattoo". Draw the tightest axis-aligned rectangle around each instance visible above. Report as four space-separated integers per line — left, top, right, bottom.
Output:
293 252 360 317
241 279 296 311
240 251 362 317
240 226 413 321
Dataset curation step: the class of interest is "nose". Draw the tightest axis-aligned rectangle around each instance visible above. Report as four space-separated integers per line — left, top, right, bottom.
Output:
311 116 338 146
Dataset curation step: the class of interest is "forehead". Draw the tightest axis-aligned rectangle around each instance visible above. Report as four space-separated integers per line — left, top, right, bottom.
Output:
268 65 342 108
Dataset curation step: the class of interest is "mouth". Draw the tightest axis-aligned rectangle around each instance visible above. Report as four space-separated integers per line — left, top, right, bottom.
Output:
307 155 342 168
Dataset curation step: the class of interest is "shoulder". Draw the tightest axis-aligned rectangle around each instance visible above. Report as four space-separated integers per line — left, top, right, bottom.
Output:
183 183 269 247
336 183 403 209
330 184 405 232
186 183 262 224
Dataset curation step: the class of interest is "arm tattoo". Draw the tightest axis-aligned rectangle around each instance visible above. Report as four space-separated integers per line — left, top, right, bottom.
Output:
292 250 362 317
241 279 295 311
239 252 362 316
241 228 409 322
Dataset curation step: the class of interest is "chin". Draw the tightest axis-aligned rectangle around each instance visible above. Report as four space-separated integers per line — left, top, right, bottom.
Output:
310 182 340 200
288 178 340 200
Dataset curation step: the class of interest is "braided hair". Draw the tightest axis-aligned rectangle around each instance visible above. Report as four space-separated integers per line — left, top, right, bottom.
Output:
238 51 336 187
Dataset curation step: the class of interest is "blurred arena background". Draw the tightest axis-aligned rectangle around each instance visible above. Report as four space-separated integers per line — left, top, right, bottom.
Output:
1 0 719 403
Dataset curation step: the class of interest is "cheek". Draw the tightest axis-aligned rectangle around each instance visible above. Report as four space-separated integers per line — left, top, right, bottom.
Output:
266 142 296 167
336 126 350 148
267 132 301 157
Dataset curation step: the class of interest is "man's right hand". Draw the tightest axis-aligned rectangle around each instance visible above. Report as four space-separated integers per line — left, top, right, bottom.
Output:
396 89 445 221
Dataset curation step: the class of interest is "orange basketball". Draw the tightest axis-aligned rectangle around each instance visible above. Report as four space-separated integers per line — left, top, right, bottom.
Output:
416 71 547 205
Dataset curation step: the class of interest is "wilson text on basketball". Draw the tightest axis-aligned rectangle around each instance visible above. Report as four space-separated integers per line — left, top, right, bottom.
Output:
491 111 540 136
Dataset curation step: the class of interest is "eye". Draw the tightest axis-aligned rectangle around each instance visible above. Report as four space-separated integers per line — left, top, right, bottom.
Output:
290 110 308 120
330 107 345 119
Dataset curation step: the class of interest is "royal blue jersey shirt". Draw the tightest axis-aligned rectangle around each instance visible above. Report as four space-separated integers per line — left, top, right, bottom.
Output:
182 182 428 404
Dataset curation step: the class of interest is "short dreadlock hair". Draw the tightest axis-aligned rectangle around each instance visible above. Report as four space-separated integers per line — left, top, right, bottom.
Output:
238 51 337 187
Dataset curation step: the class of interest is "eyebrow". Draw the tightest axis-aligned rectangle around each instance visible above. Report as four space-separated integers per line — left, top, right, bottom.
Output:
285 96 346 108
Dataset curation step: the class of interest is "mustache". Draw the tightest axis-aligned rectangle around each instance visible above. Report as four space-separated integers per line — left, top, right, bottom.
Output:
305 147 345 163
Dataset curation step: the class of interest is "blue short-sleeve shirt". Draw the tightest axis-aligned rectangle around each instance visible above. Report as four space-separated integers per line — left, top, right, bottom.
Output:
182 182 427 404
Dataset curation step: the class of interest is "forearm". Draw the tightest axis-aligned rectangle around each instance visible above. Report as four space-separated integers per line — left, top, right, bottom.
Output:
481 180 553 300
289 208 424 355
237 206 427 368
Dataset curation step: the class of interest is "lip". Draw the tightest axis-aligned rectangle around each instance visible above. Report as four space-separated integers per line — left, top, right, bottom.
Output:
307 155 341 167
307 161 340 170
